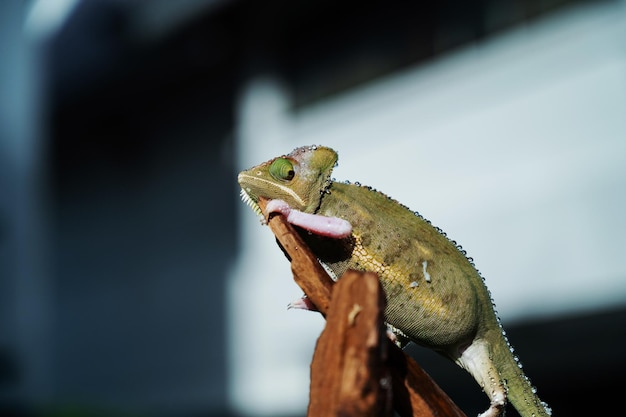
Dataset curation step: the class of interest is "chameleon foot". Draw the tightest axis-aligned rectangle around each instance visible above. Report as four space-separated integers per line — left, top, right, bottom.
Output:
287 296 319 311
477 397 506 417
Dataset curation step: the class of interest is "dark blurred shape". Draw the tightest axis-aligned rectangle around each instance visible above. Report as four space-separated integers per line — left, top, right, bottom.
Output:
47 0 238 415
0 348 19 387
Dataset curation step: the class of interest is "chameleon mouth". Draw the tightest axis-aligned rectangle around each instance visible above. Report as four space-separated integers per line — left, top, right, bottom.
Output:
240 189 263 217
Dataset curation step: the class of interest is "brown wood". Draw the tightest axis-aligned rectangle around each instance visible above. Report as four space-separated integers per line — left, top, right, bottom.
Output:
308 270 392 417
259 197 467 417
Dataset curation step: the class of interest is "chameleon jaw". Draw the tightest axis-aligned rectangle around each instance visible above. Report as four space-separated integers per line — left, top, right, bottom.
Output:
240 189 263 218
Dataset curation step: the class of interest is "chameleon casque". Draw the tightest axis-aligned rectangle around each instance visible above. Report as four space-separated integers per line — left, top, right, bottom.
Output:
238 145 551 417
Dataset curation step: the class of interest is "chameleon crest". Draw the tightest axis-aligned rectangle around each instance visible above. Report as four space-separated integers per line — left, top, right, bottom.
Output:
238 145 551 417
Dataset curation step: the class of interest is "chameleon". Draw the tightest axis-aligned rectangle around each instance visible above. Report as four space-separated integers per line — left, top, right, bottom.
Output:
238 145 551 417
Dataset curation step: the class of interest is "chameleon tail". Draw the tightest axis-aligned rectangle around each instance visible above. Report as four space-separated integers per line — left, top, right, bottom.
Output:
490 328 552 417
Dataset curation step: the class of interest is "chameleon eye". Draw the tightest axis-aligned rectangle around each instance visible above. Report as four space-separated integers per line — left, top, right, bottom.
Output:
269 158 295 181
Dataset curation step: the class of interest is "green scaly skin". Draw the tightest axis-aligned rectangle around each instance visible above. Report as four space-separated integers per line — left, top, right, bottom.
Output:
238 145 551 417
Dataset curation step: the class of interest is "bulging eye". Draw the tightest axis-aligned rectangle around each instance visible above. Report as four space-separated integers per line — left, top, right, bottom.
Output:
269 158 295 181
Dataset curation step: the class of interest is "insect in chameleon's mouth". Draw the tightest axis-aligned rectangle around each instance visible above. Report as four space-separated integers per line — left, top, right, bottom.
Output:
240 189 263 217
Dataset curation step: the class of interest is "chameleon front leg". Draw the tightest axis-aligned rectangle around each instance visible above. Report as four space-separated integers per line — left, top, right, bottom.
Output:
264 199 352 238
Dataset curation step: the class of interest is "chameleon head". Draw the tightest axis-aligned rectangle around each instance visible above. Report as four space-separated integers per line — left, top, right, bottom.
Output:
238 145 338 215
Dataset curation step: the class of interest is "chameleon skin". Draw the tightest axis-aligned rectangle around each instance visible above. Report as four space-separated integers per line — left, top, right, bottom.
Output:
238 145 551 417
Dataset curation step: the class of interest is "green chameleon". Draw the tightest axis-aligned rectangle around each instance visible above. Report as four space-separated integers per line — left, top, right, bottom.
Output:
238 145 551 417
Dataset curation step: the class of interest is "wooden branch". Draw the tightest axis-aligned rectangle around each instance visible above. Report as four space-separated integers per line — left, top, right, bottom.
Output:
259 197 467 417
308 270 392 417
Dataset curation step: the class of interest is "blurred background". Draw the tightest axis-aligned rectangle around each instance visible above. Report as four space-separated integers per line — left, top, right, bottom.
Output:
1 0 625 416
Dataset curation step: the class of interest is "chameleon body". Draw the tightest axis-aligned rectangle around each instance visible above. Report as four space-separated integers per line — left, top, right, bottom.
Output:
238 145 551 417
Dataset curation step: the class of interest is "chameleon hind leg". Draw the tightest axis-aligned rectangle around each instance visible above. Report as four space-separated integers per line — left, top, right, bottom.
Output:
455 339 507 417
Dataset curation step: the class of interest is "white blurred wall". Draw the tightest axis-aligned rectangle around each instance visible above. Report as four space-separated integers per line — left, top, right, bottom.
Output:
229 2 626 415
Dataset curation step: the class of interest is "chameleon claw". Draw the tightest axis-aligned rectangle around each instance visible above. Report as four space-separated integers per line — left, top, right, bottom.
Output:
287 296 319 312
386 323 411 348
386 328 399 345
264 199 292 219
